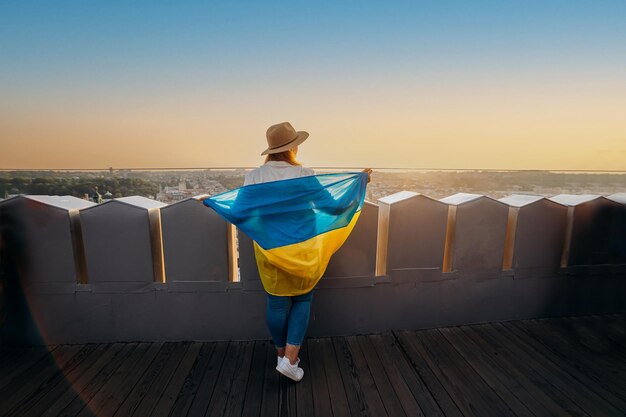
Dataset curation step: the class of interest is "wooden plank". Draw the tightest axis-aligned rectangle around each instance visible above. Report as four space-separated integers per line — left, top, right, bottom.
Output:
552 317 626 364
55 343 138 417
40 343 127 417
273 343 297 417
0 346 55 390
538 316 626 360
575 316 626 356
600 314 626 338
332 337 370 417
308 339 333 417
77 342 158 417
224 341 255 417
128 342 190 417
511 319 626 392
345 335 389 417
437 327 534 417
551 316 626 361
11 344 101 417
511 319 626 409
409 329 517 416
7 318 621 417
503 322 626 410
206 341 242 417
394 330 464 417
259 341 280 417
18 344 108 417
287 365 297 417
149 342 204 417
319 337 351 417
476 323 593 417
367 334 426 417
0 346 53 376
460 324 574 417
564 317 624 352
375 334 444 417
585 314 626 338
99 342 164 417
279 368 289 417
242 341 269 417
591 315 626 359
186 341 228 417
498 320 624 416
112 342 176 417
357 335 407 417
278 357 297 417
440 326 545 417
552 317 626 362
588 314 626 333
158 342 215 416
295 341 314 417
114 342 190 416
0 344 82 416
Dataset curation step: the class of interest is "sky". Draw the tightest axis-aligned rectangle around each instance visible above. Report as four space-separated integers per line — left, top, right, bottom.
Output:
1 1 625 170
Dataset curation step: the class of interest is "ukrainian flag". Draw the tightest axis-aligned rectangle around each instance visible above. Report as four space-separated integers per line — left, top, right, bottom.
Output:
203 172 368 295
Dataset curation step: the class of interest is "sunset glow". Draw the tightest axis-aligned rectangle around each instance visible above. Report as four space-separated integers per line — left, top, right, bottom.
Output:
1 1 625 170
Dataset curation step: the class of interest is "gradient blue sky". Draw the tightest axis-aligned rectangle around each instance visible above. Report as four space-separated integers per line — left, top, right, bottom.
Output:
1 1 625 169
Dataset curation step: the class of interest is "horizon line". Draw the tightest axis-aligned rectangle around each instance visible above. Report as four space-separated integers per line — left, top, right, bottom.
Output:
1 167 626 173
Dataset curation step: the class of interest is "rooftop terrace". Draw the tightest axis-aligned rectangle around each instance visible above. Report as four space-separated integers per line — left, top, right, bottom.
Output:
0 187 625 416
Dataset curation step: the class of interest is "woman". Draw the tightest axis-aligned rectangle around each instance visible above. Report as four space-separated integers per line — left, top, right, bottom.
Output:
244 121 371 382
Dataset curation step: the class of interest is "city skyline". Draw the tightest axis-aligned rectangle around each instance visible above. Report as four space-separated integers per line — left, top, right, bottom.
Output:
2 1 625 170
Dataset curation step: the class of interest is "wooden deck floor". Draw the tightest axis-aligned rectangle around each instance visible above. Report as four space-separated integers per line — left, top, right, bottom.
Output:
1 314 625 417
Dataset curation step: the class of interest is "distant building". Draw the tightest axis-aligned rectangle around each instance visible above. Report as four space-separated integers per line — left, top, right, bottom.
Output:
156 183 187 202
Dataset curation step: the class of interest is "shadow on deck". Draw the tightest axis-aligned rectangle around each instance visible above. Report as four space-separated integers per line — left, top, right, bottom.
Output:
1 314 625 417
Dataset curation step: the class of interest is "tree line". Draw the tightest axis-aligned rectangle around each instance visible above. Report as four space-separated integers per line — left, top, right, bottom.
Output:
0 176 159 199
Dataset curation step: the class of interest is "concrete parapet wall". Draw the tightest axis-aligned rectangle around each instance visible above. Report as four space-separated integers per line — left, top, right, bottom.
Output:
160 198 230 291
0 191 624 345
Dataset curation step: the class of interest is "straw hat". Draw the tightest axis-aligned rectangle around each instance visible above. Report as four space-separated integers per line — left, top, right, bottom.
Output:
261 122 309 155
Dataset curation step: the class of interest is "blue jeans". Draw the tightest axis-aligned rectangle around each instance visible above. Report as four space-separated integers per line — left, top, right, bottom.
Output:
265 290 314 347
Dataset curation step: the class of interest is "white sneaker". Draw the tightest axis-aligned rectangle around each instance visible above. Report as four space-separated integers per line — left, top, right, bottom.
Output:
277 356 300 367
276 356 304 382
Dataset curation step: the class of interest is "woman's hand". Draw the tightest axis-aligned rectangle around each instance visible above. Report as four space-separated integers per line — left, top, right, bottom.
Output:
362 168 372 183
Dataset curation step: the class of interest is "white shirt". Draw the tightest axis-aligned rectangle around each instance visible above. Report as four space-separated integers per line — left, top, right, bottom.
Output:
244 161 316 186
